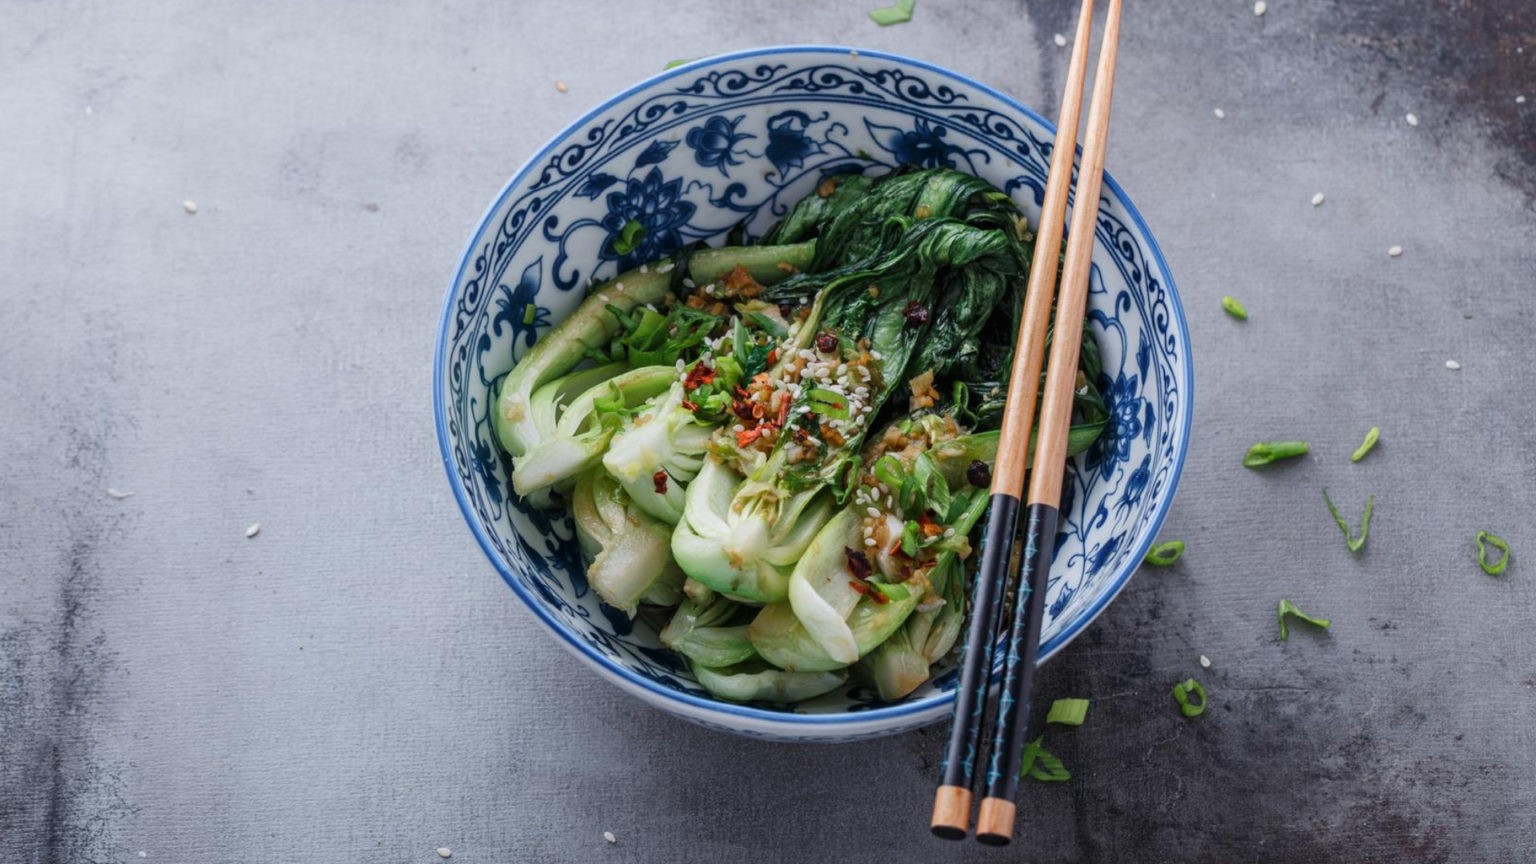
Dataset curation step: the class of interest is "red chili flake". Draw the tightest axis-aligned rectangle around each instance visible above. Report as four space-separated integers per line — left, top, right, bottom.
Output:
652 470 669 494
732 398 756 422
776 393 790 426
843 547 873 580
815 332 839 353
903 301 930 326
680 398 699 412
765 349 779 366
848 579 890 605
683 363 716 390
917 511 944 537
736 427 764 448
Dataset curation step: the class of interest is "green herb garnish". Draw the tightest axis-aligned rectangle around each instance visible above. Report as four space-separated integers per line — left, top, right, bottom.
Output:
1243 440 1309 467
1220 296 1248 320
1350 426 1380 462
522 303 537 326
1046 698 1090 726
1278 598 1331 640
611 219 646 256
1476 531 1510 576
1018 736 1070 782
1172 678 1206 717
867 0 916 26
1144 540 1185 566
1322 488 1373 553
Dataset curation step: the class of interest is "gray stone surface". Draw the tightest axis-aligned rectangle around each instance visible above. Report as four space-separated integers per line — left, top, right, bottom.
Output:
3 1 1533 862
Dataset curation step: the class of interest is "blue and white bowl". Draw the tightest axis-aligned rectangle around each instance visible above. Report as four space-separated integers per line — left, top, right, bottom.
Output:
435 46 1192 742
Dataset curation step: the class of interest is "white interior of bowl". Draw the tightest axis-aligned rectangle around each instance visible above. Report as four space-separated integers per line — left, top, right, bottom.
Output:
436 47 1190 740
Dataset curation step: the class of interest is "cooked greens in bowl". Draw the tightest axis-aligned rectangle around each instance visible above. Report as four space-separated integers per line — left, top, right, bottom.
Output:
435 46 1191 741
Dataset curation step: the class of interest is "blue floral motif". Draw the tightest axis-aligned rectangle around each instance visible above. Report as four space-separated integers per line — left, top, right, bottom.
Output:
634 139 679 168
865 117 980 169
575 172 621 200
1088 371 1148 480
599 167 697 270
685 114 754 175
763 110 825 175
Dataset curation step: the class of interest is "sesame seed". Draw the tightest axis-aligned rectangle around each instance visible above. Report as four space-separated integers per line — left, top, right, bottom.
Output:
863 526 874 537
1310 192 1325 206
1518 95 1527 104
639 263 648 273
732 424 744 432
682 278 696 288
245 523 260 538
1053 33 1067 47
106 488 133 499
603 831 617 844
944 528 955 538
182 200 198 213
556 81 568 93
657 261 675 273
1199 655 1211 669
1253 0 1266 15
597 293 610 303
1446 359 1462 370
1213 108 1225 119
1388 245 1403 257
1405 112 1419 127
864 538 877 547
437 849 453 859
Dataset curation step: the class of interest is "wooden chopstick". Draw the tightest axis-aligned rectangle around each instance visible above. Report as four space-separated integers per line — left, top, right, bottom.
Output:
975 0 1124 846
930 0 1098 842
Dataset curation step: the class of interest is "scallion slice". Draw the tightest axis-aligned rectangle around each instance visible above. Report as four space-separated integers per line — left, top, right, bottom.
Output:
1221 296 1248 320
1144 540 1185 566
1278 598 1331 640
1350 426 1380 462
1046 698 1090 726
1172 678 1206 717
1476 531 1510 576
1322 488 1373 553
867 0 916 26
1018 736 1070 782
1243 440 1309 467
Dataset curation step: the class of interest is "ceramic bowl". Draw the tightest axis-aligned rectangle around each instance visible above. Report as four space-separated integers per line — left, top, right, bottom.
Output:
434 46 1192 742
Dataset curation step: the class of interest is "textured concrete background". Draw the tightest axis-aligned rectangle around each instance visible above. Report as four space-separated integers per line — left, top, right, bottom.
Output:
3 1 1534 862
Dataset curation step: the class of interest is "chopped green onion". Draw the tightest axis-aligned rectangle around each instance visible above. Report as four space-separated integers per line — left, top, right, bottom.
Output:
867 0 916 26
1046 698 1090 726
1322 488 1373 553
1277 598 1331 641
522 303 537 326
611 219 646 256
741 308 789 340
1220 296 1248 320
663 58 699 70
1172 678 1207 717
1476 531 1510 576
900 520 920 557
1243 440 1309 467
870 581 911 602
1144 540 1185 566
1350 426 1380 462
1018 736 1070 782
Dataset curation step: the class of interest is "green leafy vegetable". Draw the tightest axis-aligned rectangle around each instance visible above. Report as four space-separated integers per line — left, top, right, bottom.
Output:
867 0 916 26
1172 678 1207 717
1278 598 1331 640
1144 540 1185 566
1243 440 1309 467
1476 531 1510 576
1322 488 1373 553
1350 426 1380 462
1018 736 1070 782
1221 296 1248 320
1046 698 1090 726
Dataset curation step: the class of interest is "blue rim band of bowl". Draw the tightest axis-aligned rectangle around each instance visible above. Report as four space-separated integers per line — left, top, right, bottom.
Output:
433 45 1194 731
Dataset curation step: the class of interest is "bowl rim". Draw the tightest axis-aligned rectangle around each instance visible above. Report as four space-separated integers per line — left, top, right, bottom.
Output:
434 44 1194 731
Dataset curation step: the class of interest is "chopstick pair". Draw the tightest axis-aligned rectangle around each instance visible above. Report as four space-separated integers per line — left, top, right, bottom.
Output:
930 0 1124 845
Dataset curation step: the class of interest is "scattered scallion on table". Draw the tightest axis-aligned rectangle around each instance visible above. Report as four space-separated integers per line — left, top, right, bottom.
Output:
1018 736 1070 782
663 58 699 70
1243 440 1309 467
1172 678 1207 717
1046 698 1090 727
1220 296 1248 320
867 0 916 26
1278 598 1331 640
1476 531 1510 576
1350 426 1380 462
1322 488 1373 553
1143 540 1185 566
